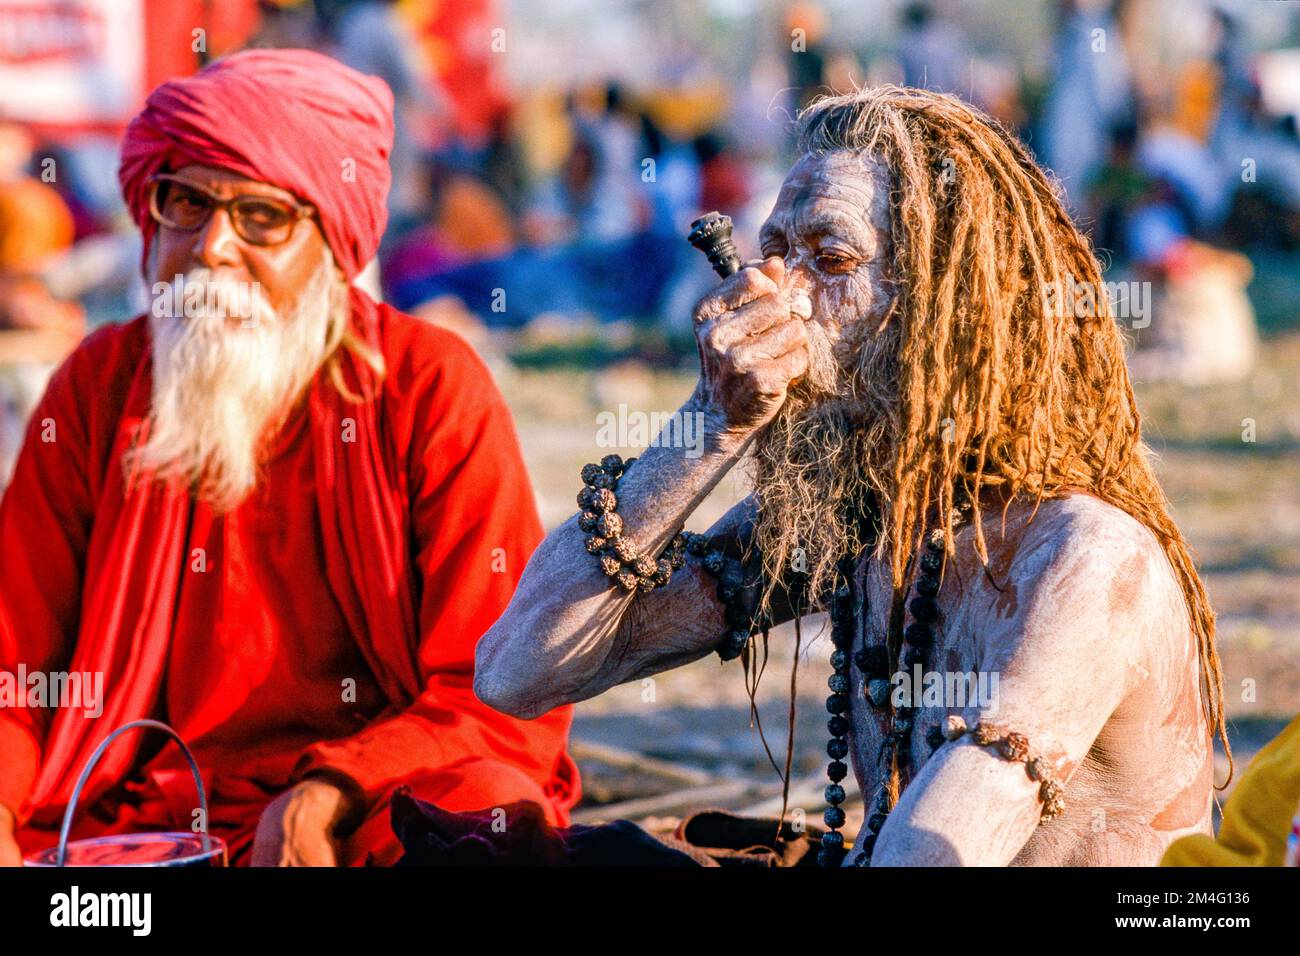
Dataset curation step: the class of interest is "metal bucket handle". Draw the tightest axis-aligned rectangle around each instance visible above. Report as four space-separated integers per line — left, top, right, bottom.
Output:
55 718 212 867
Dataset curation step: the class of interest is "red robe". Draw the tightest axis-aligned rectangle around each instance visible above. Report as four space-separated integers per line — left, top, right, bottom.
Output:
0 299 579 865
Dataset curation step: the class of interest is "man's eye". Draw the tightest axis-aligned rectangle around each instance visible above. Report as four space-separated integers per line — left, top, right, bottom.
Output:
816 253 856 274
171 191 209 212
239 201 292 226
163 189 211 224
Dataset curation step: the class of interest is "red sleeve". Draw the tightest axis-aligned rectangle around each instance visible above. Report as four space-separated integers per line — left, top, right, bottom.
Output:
290 320 577 822
0 341 102 819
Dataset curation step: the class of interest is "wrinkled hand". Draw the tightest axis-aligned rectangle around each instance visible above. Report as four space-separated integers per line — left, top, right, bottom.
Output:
0 803 23 867
250 779 359 867
691 256 811 437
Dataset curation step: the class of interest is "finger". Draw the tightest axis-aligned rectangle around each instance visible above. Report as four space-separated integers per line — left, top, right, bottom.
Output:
306 839 339 868
746 346 810 397
280 840 311 867
694 262 783 324
276 800 308 866
705 299 801 353
280 797 339 867
289 835 336 867
754 255 785 285
734 256 786 284
769 343 811 381
726 318 808 367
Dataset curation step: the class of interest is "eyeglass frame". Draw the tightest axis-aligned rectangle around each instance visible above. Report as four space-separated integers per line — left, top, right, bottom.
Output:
146 172 317 247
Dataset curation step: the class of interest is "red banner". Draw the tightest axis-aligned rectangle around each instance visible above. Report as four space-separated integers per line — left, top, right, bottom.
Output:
0 0 258 139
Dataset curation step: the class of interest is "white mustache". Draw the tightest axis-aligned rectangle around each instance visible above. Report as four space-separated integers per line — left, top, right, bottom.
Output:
129 253 335 512
154 269 277 327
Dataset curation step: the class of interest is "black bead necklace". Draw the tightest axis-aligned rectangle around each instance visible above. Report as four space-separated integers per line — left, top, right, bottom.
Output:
685 490 973 866
817 550 860 867
819 497 972 867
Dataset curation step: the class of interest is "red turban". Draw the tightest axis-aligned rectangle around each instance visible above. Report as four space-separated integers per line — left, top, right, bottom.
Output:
119 48 394 281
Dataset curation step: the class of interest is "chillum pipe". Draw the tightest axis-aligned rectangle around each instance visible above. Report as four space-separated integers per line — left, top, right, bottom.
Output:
688 211 742 279
687 209 809 317
687 210 810 390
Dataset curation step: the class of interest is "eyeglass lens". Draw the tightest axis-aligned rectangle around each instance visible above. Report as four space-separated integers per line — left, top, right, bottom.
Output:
156 181 298 245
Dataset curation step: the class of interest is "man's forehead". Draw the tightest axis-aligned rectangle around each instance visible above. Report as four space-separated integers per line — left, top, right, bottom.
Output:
764 150 890 234
779 151 888 200
171 163 297 200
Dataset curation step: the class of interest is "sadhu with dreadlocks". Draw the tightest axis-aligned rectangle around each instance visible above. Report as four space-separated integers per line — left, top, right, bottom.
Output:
476 86 1228 866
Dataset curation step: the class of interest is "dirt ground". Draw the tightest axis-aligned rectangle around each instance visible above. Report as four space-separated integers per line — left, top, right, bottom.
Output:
497 331 1300 830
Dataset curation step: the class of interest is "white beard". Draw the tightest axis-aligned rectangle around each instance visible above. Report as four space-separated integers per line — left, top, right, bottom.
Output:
128 259 336 512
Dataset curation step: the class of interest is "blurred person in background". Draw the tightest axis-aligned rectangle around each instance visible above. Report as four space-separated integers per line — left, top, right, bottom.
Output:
0 121 85 488
1125 202 1259 385
1208 8 1300 249
784 2 829 111
558 84 649 244
638 108 701 239
521 89 644 247
325 0 448 229
1040 0 1136 208
381 154 517 294
692 130 751 220
1084 120 1150 259
896 1 971 98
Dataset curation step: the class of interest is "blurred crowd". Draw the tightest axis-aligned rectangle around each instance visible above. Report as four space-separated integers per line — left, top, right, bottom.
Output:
3 0 1300 484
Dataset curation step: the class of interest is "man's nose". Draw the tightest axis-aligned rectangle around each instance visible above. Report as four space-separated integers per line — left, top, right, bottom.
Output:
781 256 815 290
191 205 244 270
776 258 815 319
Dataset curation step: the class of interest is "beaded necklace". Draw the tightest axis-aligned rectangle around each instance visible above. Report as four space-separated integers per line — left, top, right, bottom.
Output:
819 497 972 867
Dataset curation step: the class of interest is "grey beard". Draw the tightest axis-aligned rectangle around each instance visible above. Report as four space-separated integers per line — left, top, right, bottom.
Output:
746 315 901 606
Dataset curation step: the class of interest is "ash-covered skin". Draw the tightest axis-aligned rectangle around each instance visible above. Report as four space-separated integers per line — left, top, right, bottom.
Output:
474 150 1214 866
757 151 896 359
850 493 1213 866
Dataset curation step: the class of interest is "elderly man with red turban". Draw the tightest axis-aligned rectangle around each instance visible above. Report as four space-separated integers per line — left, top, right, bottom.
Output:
0 49 578 867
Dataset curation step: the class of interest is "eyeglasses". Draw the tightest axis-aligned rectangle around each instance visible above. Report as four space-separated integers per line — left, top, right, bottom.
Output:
147 173 315 247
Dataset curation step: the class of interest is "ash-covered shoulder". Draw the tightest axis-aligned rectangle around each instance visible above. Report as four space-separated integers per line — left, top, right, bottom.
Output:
1016 493 1170 559
999 492 1187 611
962 492 1194 698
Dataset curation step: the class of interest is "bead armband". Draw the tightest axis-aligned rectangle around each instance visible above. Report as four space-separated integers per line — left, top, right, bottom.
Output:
939 716 1066 822
575 454 768 662
578 454 687 593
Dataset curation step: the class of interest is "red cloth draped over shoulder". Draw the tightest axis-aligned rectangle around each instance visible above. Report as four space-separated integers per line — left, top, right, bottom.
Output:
0 289 580 835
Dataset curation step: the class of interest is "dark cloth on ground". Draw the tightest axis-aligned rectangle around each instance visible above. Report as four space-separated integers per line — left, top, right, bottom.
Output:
391 787 825 867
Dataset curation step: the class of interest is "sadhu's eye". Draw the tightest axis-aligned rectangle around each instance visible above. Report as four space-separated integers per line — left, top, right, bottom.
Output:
816 253 856 274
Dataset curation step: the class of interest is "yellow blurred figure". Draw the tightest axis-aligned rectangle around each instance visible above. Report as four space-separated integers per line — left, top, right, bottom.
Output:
1162 715 1300 867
